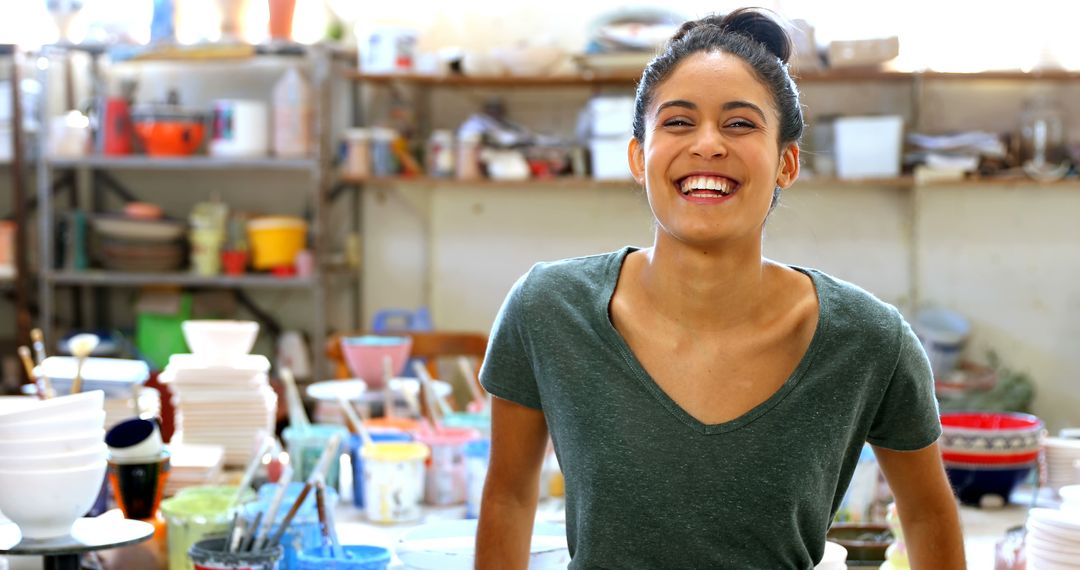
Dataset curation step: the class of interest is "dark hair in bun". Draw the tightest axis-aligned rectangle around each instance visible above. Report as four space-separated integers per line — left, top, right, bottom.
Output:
632 8 803 147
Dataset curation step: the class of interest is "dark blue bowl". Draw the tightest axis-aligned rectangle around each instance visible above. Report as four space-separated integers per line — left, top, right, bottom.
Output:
944 463 1034 506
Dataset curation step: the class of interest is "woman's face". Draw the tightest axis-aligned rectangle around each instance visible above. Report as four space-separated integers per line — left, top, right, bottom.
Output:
628 50 799 250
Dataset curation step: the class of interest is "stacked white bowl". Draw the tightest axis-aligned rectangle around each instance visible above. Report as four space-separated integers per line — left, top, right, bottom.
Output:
1045 437 1080 495
1025 507 1080 569
160 320 275 467
0 391 108 539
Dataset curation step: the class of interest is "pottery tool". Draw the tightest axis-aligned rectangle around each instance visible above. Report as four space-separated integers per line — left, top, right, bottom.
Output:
18 346 54 400
413 361 452 420
335 393 373 449
232 436 272 508
382 354 395 419
268 433 342 547
68 333 100 395
456 356 487 410
280 367 310 430
251 464 292 553
30 328 47 365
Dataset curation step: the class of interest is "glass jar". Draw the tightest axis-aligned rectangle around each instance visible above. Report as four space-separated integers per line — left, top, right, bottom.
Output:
456 132 483 181
426 129 456 178
1019 97 1069 182
371 127 400 178
343 128 371 179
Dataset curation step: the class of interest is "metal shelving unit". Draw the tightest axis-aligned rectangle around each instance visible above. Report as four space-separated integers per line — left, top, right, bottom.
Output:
35 45 345 380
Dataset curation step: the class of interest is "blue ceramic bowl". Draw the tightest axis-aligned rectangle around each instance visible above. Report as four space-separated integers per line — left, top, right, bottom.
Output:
944 463 1034 506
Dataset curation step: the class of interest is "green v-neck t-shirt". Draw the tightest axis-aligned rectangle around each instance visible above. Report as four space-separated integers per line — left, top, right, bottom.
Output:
479 247 941 569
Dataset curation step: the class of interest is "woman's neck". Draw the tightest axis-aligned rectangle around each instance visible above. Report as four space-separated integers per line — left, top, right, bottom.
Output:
635 233 772 333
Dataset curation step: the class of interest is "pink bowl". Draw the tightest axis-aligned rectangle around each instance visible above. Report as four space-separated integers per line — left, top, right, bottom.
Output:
339 336 412 390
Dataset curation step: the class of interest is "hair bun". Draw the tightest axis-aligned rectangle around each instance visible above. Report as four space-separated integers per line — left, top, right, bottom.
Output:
672 9 791 64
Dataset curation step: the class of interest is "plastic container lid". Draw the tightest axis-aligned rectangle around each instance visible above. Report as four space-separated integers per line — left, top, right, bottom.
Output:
246 216 307 231
415 426 481 447
360 441 429 462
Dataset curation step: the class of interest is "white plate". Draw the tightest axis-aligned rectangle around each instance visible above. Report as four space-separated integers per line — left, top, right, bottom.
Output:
166 354 271 373
306 379 368 401
396 519 569 570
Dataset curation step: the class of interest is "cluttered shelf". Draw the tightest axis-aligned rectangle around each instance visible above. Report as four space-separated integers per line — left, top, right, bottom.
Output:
47 156 318 171
345 69 1080 88
45 270 315 289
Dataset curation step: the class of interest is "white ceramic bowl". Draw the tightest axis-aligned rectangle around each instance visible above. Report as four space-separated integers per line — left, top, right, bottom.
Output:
0 460 107 539
0 410 106 440
181 320 259 363
0 429 104 456
0 390 104 426
0 443 107 471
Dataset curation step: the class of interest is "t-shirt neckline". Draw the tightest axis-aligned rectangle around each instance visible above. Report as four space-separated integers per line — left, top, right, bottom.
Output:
598 246 831 435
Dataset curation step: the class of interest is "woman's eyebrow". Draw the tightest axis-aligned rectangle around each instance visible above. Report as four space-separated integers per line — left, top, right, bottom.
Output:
655 100 696 116
723 101 768 124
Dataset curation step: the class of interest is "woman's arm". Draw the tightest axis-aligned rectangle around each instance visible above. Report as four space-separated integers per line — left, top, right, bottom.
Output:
475 395 550 570
872 442 965 569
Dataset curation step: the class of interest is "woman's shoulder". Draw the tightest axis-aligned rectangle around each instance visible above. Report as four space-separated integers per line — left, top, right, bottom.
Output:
795 265 906 338
517 247 633 295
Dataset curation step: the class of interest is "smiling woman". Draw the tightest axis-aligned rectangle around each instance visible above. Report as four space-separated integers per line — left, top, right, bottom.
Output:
475 8 966 570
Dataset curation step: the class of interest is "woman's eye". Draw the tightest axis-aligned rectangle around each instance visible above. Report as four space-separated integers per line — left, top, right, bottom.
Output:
663 118 693 128
726 119 756 129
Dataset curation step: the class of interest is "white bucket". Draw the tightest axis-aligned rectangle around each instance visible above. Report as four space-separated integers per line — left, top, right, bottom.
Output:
914 308 971 379
360 442 428 524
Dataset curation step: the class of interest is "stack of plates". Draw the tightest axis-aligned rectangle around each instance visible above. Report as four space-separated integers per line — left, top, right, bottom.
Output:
162 443 226 497
160 354 276 467
1046 438 1080 494
1025 508 1080 569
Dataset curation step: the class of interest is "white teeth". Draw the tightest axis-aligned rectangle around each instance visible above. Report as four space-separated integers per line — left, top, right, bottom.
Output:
679 175 734 196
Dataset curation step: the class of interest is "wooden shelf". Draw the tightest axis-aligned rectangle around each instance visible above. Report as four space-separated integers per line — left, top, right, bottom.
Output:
48 156 318 171
45 270 315 289
345 69 1080 88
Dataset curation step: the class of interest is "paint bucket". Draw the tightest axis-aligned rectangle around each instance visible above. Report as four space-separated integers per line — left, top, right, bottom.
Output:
161 486 256 570
282 424 347 490
360 442 429 523
295 545 391 570
348 431 412 508
914 308 971 379
442 412 490 439
188 536 283 570
245 482 338 570
415 427 480 506
463 439 490 519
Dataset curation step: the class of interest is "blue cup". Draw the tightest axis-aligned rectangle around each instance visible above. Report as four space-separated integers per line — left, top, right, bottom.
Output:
296 545 392 570
464 438 491 519
349 431 413 508
245 482 339 570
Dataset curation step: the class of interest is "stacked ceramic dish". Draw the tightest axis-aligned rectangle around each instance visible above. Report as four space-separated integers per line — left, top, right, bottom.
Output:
161 320 275 466
939 412 1044 507
0 391 108 539
91 214 187 272
1025 507 1080 569
162 442 226 497
1045 437 1080 495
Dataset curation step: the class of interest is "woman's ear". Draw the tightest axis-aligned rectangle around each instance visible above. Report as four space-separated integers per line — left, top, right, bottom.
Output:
627 137 645 185
776 143 800 189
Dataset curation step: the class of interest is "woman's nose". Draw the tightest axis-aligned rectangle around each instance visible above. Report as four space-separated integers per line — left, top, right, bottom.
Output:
689 126 727 158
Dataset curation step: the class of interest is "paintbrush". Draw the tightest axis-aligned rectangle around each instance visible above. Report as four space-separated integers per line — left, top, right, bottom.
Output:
251 464 293 553
240 511 262 552
232 436 272 508
398 379 433 433
335 393 373 449
30 328 47 365
68 333 99 395
382 354 395 419
413 361 451 421
227 513 247 553
314 475 331 557
280 367 311 431
456 356 486 411
268 433 342 547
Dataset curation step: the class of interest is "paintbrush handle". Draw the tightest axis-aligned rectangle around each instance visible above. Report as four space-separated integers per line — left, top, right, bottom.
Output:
228 514 246 553
232 437 271 508
412 362 446 426
268 482 312 547
457 356 486 405
252 465 292 553
30 328 46 365
382 354 395 419
241 511 262 552
336 394 373 448
314 477 329 551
